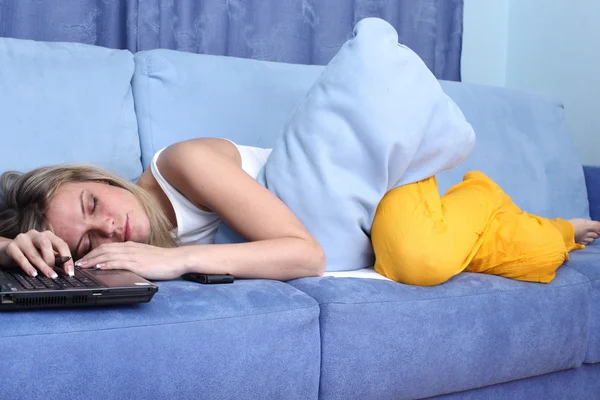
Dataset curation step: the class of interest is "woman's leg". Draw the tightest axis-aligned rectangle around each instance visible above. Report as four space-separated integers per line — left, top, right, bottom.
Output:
372 171 587 286
465 200 584 283
371 171 504 286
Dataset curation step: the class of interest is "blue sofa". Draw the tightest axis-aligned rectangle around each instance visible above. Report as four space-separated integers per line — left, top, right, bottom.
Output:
1 37 599 400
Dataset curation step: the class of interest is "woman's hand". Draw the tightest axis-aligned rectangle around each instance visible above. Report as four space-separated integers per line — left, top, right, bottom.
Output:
76 242 185 280
0 230 74 278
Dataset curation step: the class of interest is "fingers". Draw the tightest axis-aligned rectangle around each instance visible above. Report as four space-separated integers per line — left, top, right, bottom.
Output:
76 242 133 268
82 259 140 277
76 243 146 276
7 230 74 278
12 232 57 278
44 232 75 276
32 232 56 266
95 261 136 272
4 241 39 277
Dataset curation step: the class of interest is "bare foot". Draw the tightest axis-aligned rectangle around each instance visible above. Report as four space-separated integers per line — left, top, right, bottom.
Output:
569 218 600 245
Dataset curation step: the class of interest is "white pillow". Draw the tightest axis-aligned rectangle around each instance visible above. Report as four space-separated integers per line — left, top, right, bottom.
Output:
219 18 476 272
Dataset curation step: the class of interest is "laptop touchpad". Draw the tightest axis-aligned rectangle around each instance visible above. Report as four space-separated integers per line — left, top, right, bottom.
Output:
86 269 150 287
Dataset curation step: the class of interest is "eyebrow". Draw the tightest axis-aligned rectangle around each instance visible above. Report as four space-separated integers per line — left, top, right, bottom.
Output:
74 190 86 257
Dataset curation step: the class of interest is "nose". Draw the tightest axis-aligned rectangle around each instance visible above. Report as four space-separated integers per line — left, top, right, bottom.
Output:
84 216 120 252
94 216 116 239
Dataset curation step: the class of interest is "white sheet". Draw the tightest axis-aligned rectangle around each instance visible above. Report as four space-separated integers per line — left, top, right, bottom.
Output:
324 267 392 281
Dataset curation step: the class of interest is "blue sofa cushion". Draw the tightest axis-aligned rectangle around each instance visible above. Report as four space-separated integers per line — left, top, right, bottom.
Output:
132 49 323 168
434 363 600 400
562 241 600 364
288 269 590 399
131 37 589 224
0 38 142 182
435 81 590 221
0 280 321 400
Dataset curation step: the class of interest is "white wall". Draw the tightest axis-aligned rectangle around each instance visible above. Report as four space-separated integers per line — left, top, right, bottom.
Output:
461 0 510 87
462 0 600 165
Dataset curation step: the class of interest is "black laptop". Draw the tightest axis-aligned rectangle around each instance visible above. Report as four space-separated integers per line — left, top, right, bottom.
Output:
0 266 158 310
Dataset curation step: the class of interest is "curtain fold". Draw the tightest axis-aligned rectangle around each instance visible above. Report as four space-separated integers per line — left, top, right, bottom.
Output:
0 0 464 80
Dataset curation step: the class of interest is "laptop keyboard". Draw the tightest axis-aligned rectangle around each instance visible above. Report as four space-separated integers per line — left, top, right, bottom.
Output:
3 269 99 290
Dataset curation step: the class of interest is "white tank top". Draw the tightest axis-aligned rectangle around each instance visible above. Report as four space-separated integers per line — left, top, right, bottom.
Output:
150 142 272 245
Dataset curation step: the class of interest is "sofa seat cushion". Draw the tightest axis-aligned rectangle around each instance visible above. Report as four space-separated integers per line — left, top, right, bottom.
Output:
563 241 600 363
0 280 321 400
433 362 600 400
289 269 590 400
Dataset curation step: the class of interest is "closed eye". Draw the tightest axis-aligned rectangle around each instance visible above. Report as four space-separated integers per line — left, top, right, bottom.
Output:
86 195 99 253
91 195 98 214
86 236 93 254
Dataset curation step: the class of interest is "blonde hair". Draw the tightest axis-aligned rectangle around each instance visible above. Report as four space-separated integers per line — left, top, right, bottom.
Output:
0 165 176 249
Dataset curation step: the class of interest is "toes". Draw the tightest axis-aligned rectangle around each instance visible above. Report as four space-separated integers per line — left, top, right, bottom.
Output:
583 232 599 245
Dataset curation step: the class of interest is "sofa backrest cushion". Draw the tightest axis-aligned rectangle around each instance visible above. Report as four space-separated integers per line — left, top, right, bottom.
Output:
436 81 589 220
132 49 323 168
0 38 142 182
132 49 589 220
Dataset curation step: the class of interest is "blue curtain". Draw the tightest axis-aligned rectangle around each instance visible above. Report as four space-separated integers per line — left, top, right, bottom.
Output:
0 0 464 80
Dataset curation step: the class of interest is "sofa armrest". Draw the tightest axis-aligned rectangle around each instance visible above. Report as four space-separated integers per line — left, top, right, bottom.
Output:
584 166 600 221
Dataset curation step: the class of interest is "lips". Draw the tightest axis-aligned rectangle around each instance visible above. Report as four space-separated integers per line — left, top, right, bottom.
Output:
124 215 131 242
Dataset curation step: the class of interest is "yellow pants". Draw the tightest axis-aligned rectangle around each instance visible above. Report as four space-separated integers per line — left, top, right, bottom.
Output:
371 171 584 286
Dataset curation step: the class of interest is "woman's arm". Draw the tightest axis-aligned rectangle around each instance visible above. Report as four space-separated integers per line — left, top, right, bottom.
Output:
159 139 325 280
175 238 324 281
80 139 325 281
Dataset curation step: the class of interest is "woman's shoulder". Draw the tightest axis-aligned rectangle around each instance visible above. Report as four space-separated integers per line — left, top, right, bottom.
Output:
138 138 241 189
138 138 241 215
160 138 242 168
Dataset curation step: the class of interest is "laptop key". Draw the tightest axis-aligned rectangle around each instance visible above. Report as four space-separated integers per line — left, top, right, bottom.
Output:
2 277 21 292
55 278 72 288
13 274 34 290
65 277 85 288
38 277 60 289
1 282 14 292
23 276 46 290
78 278 99 288
11 274 44 290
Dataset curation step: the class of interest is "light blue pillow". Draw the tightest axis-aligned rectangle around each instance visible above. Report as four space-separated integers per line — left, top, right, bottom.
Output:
217 18 475 272
0 38 141 181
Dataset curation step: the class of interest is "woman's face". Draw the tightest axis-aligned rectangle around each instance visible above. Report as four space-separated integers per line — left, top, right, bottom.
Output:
45 181 151 258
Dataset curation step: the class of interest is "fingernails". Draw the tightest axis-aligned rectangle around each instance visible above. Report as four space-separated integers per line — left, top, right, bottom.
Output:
74 260 86 267
31 270 38 278
68 267 75 277
95 264 104 269
51 272 59 279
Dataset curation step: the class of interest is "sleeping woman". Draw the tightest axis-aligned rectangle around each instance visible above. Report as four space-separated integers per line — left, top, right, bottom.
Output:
1 18 598 286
